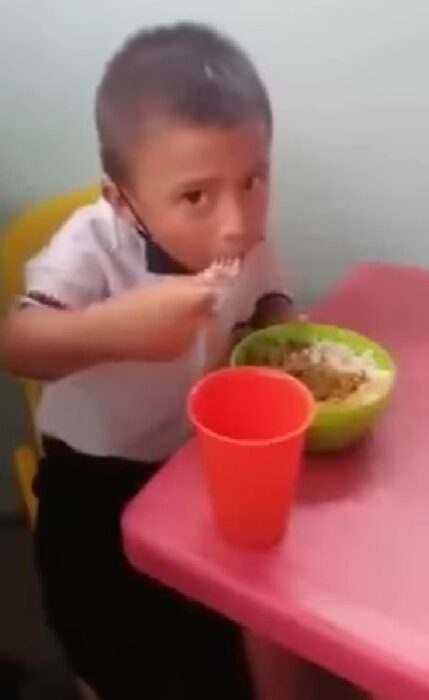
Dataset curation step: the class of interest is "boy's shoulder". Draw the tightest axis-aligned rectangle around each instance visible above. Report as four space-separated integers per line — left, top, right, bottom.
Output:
47 197 120 254
31 196 141 274
24 198 140 308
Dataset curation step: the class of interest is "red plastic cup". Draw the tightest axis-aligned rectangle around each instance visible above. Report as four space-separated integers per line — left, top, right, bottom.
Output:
188 367 315 548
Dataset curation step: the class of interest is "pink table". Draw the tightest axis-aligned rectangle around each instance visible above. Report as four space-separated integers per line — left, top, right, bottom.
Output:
123 264 429 700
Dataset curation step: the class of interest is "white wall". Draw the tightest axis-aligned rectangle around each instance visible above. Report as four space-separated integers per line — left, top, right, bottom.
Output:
1 0 428 512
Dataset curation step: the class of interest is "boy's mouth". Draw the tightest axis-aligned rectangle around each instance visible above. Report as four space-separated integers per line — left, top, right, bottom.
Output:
211 236 263 268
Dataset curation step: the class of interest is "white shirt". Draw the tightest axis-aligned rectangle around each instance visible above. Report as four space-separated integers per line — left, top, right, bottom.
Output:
24 198 288 462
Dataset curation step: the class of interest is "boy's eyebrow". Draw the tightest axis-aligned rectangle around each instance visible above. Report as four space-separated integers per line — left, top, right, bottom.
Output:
174 176 219 191
174 162 270 191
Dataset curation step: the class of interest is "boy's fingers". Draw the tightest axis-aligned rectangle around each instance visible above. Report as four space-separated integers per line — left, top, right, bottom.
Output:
170 277 217 317
200 259 240 286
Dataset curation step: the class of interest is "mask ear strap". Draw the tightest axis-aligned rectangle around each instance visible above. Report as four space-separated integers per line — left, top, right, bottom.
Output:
115 183 192 275
117 185 153 240
136 223 151 241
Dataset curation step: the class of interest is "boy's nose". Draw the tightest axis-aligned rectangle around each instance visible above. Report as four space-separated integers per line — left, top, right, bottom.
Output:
216 203 247 257
218 231 245 258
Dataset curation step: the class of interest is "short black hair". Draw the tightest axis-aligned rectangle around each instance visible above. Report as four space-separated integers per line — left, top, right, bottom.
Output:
95 22 272 182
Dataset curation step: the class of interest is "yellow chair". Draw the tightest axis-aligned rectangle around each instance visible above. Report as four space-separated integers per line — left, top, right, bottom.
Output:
0 185 99 526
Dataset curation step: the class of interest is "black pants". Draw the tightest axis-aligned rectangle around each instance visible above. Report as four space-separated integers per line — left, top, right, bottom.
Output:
34 438 252 700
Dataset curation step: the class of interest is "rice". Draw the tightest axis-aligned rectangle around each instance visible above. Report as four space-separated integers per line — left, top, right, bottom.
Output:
308 339 393 406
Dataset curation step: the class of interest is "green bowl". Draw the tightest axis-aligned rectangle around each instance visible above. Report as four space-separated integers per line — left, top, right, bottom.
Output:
230 323 396 453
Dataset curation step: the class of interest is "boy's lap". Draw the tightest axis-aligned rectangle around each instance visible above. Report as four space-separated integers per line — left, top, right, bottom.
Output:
33 447 252 698
37 527 250 698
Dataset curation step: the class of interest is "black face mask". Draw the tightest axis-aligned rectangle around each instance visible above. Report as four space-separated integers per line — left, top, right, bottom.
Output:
118 186 192 276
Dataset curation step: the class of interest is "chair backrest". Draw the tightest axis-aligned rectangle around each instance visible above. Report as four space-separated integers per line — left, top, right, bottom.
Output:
0 185 100 420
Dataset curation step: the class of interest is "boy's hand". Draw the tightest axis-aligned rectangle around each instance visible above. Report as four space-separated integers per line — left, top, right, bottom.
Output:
91 262 240 362
252 293 294 329
90 275 215 361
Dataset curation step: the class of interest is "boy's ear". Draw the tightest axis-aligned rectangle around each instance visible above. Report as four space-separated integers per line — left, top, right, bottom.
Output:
101 176 136 226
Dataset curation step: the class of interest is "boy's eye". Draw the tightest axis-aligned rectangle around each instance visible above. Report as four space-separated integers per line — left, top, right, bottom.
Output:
182 190 206 205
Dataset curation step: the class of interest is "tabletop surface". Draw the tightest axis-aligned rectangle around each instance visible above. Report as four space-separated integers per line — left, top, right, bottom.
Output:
123 264 429 700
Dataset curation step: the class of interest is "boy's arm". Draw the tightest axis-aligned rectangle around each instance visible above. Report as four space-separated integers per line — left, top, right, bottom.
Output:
2 216 234 381
229 243 296 348
1 277 216 381
247 240 296 329
1 305 108 380
229 294 294 352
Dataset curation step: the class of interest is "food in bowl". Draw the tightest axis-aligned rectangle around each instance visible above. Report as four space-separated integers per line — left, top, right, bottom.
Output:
231 323 396 452
242 337 393 406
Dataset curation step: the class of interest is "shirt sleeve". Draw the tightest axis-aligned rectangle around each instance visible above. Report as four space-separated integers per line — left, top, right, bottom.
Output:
232 240 292 327
253 239 292 303
22 211 106 310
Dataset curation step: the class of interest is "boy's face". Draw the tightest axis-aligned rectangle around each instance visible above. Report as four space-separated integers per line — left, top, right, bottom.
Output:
112 118 270 272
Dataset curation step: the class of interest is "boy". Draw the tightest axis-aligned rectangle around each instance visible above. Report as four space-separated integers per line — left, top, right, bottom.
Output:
2 22 292 699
